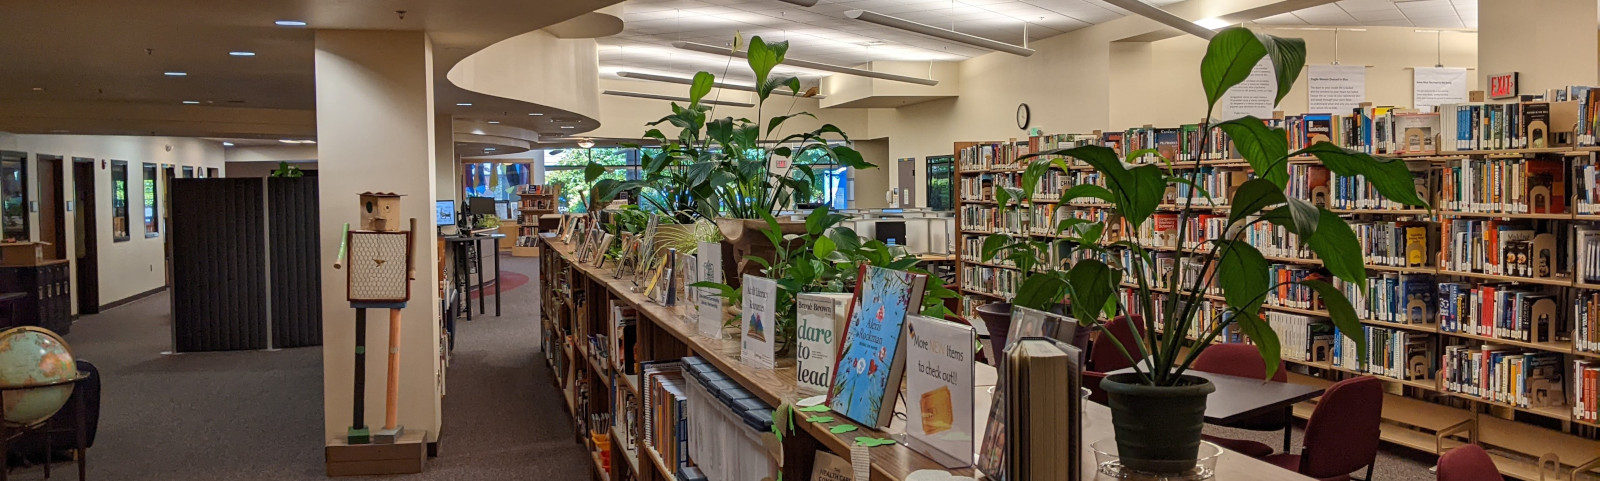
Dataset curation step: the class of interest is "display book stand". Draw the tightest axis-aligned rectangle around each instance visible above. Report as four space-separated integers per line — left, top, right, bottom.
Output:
326 193 426 476
537 233 978 481
952 101 1600 480
514 184 560 257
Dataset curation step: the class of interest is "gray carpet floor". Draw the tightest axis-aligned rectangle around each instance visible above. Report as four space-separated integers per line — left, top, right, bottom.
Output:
5 254 589 480
0 253 1449 480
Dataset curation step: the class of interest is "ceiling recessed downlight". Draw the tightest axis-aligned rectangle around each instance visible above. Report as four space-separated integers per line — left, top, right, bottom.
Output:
456 103 472 106
529 113 545 116
487 121 500 124
560 126 576 129
229 51 256 57
182 100 200 104
222 142 234 147
275 20 307 27
485 148 497 151
164 72 187 77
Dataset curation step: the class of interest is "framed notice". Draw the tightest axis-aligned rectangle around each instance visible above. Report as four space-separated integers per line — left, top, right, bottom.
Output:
1308 64 1366 113
1413 67 1468 110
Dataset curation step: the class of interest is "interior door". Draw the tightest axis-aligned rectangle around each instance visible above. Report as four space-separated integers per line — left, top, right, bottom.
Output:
897 157 916 208
163 165 175 285
72 158 99 314
38 155 66 260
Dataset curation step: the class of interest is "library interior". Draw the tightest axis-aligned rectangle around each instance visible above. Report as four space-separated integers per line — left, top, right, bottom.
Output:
5 0 1600 480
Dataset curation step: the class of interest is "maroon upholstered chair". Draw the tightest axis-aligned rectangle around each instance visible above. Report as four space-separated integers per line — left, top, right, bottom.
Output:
1193 343 1291 458
1436 445 1500 481
1264 376 1383 481
1087 315 1147 372
1082 371 1108 405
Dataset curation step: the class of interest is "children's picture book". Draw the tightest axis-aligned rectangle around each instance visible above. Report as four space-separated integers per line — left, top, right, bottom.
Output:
593 233 615 267
827 265 929 428
660 248 678 306
696 241 725 339
810 450 853 481
740 274 778 369
797 292 853 394
904 315 976 468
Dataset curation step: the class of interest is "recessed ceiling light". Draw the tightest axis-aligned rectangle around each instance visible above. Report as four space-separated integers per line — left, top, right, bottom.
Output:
560 126 576 129
1194 18 1230 30
487 121 500 124
182 100 200 104
164 72 187 77
31 87 44 92
229 51 256 57
222 142 234 147
456 103 472 106
485 148 497 151
529 112 544 116
275 20 307 27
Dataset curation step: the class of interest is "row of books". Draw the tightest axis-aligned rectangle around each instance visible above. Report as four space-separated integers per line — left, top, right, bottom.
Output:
680 357 778 481
1576 360 1600 422
1267 312 1332 363
1118 124 1239 162
642 361 691 474
961 265 1021 299
1437 101 1562 152
1338 273 1436 326
1352 221 1432 268
520 198 556 211
1441 345 1565 409
1287 162 1434 211
1025 205 1118 237
1439 157 1565 214
957 173 1016 202
1436 282 1560 343
1439 219 1557 279
1572 156 1600 214
516 184 557 195
1573 227 1600 284
1264 264 1326 310
958 205 1024 233
1569 291 1600 353
1332 325 1433 381
958 142 1021 172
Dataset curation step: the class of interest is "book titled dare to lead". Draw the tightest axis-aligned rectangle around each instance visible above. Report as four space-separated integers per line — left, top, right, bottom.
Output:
827 265 928 429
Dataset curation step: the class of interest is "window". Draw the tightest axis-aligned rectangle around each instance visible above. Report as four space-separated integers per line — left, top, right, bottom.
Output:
182 166 194 178
792 147 849 211
542 148 640 213
143 163 159 237
111 160 130 242
0 151 27 242
926 155 954 211
462 162 534 218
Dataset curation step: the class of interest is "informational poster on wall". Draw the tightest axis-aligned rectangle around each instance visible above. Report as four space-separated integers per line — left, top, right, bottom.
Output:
1413 67 1468 110
1308 64 1366 113
1216 58 1276 121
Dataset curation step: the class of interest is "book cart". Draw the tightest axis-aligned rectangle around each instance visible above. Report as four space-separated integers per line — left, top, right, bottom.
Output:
953 121 1600 480
538 233 1324 481
515 185 559 257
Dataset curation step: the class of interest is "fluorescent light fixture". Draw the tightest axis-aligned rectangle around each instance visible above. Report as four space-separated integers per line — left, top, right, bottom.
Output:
1414 29 1440 33
488 121 500 124
279 139 297 144
222 142 234 147
456 103 472 106
1194 17 1230 29
275 20 307 27
529 112 545 116
229 51 256 56
602 89 756 108
844 10 1034 57
182 100 200 104
671 41 939 86
776 0 818 6
164 72 187 77
1099 0 1216 39
616 71 825 99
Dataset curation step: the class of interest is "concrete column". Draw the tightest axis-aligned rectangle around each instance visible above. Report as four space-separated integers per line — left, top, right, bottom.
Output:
315 30 443 445
1479 0 1597 91
435 113 460 204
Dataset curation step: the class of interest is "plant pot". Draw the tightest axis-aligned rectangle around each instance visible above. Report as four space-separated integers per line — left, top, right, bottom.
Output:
715 217 806 286
1099 373 1216 474
973 302 1013 364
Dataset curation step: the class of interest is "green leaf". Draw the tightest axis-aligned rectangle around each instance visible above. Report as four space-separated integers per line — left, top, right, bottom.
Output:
1256 32 1307 105
1200 27 1268 109
1301 279 1366 366
584 162 607 182
1215 241 1269 318
1021 159 1053 201
747 36 787 101
1061 184 1115 205
1065 260 1120 322
827 227 862 254
767 112 817 136
805 204 832 235
1231 310 1281 381
1012 273 1068 311
981 234 1010 261
831 145 872 169
1284 198 1321 238
1217 117 1290 188
1055 218 1092 236
813 235 837 260
1227 178 1288 227
690 71 715 106
1296 143 1427 207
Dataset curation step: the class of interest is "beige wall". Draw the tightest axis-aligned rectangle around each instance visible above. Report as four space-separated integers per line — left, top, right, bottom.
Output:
852 138 892 209
315 29 444 444
1480 0 1597 91
225 161 316 178
0 132 225 311
224 145 318 163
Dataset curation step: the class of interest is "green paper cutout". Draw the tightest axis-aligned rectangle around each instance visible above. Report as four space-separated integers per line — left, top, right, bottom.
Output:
854 437 897 447
805 416 834 423
797 405 830 413
829 425 858 434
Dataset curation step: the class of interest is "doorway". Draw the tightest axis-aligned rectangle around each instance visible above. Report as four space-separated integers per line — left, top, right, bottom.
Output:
38 155 67 260
72 158 98 314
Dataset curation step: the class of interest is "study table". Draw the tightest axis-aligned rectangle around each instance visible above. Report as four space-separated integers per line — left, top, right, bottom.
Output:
1109 366 1327 450
542 235 1315 481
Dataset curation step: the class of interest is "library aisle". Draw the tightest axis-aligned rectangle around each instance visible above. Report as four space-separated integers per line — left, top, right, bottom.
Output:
29 255 586 480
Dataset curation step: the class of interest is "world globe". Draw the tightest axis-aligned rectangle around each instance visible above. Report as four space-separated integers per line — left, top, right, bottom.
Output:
0 327 78 427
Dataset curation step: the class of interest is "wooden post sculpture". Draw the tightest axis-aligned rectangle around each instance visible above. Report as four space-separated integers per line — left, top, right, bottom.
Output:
334 192 416 445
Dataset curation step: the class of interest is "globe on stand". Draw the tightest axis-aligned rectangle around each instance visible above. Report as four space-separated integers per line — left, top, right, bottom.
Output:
0 327 78 427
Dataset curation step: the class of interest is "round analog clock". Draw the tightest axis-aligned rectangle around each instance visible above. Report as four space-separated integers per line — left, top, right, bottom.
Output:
1016 103 1031 130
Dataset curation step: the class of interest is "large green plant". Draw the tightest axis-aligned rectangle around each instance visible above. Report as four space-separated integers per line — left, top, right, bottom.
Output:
621 35 874 221
985 27 1427 386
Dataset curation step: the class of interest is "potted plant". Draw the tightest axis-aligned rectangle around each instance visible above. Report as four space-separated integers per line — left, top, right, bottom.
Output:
632 35 874 283
982 27 1425 473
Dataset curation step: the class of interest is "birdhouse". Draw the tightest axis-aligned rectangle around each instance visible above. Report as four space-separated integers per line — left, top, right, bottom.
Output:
360 193 404 232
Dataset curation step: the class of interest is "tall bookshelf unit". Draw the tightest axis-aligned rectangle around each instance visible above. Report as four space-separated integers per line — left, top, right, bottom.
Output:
515 184 559 257
953 121 1600 480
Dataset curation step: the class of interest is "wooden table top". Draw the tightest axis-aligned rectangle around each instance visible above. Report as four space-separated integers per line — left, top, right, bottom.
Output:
545 237 1313 481
1108 367 1328 424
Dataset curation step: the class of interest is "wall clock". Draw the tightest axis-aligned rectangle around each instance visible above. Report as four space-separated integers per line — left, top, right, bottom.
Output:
1016 103 1031 130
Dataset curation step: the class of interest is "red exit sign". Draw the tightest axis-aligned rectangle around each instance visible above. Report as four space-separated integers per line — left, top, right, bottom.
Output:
1488 72 1519 99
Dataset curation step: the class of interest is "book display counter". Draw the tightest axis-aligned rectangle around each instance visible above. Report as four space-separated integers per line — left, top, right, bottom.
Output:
953 102 1600 480
537 234 1317 481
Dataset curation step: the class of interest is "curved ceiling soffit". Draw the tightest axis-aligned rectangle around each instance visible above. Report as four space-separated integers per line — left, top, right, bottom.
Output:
445 13 619 139
452 119 539 156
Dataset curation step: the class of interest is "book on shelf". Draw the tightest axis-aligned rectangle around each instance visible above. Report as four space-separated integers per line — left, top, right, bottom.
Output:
641 360 691 474
1569 291 1600 353
810 450 852 481
610 302 639 375
1442 345 1564 409
827 265 928 429
1575 360 1598 422
739 275 778 370
903 315 976 468
999 337 1083 481
679 357 778 481
797 292 853 394
696 241 725 340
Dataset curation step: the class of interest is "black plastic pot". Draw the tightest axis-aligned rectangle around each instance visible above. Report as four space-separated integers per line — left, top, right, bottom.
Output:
973 302 1013 365
1099 372 1215 474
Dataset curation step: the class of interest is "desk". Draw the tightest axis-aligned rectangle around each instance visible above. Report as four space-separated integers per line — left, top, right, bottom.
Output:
1109 367 1326 450
441 233 505 321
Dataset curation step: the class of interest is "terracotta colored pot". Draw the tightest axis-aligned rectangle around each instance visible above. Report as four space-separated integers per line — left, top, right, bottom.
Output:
715 218 806 287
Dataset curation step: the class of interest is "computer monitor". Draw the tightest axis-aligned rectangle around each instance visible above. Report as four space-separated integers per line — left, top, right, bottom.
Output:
435 200 456 226
874 221 907 246
467 196 496 217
